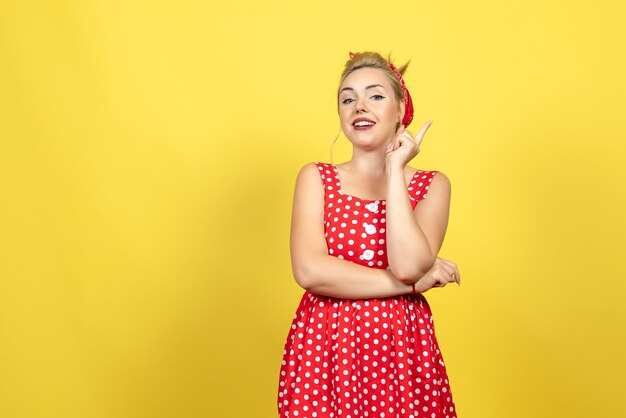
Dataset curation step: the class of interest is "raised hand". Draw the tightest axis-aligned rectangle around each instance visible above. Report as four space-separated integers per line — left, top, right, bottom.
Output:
385 120 433 168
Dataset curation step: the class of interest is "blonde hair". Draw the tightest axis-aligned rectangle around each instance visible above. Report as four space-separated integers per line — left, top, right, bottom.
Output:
330 51 411 164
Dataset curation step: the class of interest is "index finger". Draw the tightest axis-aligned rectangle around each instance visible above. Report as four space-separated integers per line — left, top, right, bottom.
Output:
414 120 433 144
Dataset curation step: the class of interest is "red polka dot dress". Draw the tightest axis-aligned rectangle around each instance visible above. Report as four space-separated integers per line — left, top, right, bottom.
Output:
277 162 458 418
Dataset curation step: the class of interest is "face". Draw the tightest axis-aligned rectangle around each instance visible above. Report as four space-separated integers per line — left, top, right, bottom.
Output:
338 67 405 148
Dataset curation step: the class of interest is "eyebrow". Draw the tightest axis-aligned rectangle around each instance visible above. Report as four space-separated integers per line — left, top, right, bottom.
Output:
339 84 385 94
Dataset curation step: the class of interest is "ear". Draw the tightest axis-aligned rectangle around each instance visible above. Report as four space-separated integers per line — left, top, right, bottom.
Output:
398 100 406 124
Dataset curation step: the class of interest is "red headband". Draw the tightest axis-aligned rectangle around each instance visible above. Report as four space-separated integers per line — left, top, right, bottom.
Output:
348 51 414 127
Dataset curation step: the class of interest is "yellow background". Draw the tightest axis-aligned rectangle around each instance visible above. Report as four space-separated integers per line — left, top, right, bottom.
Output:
1 1 625 417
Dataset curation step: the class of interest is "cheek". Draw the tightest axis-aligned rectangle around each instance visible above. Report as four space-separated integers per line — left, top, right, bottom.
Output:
339 108 351 123
382 107 399 122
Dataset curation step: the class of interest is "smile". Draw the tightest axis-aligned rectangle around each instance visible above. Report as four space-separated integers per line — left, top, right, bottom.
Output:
352 118 376 130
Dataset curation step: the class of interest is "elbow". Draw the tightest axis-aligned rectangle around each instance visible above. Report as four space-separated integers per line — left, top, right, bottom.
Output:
292 267 311 290
391 256 436 285
291 260 319 290
394 267 428 285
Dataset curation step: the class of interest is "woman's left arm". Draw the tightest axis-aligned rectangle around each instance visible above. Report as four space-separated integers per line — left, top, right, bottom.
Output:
384 121 452 283
385 167 451 284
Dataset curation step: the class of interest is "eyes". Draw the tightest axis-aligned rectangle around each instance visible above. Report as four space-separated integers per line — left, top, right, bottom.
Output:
341 94 385 105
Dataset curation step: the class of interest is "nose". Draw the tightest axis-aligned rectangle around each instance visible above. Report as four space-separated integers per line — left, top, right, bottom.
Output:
355 97 368 113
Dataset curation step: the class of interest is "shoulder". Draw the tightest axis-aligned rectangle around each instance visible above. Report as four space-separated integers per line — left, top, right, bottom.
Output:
291 163 326 222
407 166 449 183
297 161 326 182
429 170 450 190
407 167 450 199
297 161 336 182
293 162 328 195
424 170 450 200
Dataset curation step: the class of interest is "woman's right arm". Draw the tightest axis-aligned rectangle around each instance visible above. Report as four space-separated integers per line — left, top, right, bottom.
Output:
289 163 414 300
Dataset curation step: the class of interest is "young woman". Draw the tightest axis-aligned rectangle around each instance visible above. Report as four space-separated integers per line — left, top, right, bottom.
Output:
277 51 460 418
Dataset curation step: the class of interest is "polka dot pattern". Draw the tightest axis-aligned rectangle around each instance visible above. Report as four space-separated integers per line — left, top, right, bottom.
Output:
277 162 456 417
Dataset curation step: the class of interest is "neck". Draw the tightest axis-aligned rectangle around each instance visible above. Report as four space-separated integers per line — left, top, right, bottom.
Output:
344 148 389 177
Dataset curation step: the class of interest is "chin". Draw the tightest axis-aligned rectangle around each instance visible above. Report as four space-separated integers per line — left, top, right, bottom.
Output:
347 134 388 150
351 127 394 141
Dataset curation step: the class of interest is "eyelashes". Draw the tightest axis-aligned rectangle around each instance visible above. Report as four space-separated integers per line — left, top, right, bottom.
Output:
340 95 385 105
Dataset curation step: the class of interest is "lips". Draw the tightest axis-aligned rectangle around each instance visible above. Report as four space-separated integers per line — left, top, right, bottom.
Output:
352 118 376 130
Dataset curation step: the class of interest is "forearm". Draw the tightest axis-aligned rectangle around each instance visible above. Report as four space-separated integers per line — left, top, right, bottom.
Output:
384 165 435 282
293 254 413 299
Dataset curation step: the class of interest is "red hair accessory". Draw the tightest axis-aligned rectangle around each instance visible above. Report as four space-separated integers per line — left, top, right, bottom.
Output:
348 52 414 127
388 61 414 127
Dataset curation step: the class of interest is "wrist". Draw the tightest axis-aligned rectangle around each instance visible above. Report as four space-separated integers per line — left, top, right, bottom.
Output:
385 163 405 178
